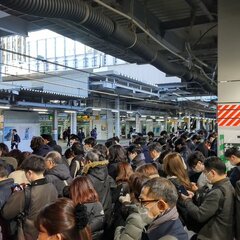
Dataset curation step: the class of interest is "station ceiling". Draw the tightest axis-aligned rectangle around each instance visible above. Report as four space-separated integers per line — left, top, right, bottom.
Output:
0 0 217 115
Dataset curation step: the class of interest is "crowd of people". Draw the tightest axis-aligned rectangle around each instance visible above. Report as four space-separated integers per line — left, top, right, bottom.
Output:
0 129 239 240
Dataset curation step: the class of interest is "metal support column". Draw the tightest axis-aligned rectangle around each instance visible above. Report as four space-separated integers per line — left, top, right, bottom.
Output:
52 110 58 143
115 97 120 138
71 112 77 134
135 113 141 133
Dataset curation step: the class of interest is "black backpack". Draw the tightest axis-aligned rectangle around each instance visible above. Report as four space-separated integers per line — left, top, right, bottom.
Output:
1 186 31 240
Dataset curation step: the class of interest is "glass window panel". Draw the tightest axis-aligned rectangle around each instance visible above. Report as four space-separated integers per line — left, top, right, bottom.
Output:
55 38 64 57
47 38 55 58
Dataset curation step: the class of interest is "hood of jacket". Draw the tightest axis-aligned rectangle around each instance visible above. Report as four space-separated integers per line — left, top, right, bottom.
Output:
45 164 71 181
83 160 109 181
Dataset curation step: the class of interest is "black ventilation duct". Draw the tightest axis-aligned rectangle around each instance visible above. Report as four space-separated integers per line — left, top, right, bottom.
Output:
0 0 216 94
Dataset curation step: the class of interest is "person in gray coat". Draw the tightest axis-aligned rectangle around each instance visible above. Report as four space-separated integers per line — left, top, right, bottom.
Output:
181 156 235 240
44 151 72 196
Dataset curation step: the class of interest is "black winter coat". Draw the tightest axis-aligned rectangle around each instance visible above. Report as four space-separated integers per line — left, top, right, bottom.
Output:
108 162 119 180
86 163 116 221
85 202 104 240
32 144 53 157
131 153 145 171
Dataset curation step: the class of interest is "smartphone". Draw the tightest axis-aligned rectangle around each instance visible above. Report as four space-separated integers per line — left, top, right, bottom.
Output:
177 185 189 196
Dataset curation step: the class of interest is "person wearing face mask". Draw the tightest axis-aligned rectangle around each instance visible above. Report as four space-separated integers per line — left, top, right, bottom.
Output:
127 145 145 171
140 177 188 240
187 151 209 188
84 137 97 154
224 147 240 187
181 157 235 240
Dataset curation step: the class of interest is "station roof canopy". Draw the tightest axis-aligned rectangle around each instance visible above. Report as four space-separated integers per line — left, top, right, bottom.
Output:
0 0 217 96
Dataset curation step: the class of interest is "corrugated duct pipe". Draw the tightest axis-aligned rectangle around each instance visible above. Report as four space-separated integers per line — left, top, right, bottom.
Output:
0 0 216 94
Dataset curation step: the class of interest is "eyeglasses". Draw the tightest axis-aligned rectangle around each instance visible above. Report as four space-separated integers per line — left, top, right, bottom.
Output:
138 198 159 207
203 170 211 176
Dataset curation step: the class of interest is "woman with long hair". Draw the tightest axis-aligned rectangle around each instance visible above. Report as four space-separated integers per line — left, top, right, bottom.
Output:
116 162 134 186
69 176 105 240
135 164 159 179
112 162 134 229
163 152 194 191
108 144 127 180
36 198 92 240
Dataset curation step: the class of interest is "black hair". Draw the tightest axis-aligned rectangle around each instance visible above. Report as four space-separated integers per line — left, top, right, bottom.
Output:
71 143 84 156
84 137 96 147
147 131 154 137
21 155 45 173
41 134 53 142
224 147 240 158
204 156 226 175
127 144 142 154
0 163 8 178
187 151 206 168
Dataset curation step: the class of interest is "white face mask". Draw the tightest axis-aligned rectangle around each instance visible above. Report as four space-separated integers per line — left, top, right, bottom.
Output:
128 153 136 161
138 205 155 223
204 171 212 184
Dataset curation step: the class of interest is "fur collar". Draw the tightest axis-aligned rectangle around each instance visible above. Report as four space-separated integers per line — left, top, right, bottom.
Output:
82 160 109 174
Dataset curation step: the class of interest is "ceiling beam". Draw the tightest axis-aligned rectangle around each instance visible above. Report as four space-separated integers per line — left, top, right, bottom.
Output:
0 16 28 36
116 0 185 52
185 0 215 22
161 15 216 30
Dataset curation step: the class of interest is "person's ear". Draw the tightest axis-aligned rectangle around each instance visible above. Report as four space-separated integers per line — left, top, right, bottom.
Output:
55 233 62 240
210 169 216 177
157 199 168 211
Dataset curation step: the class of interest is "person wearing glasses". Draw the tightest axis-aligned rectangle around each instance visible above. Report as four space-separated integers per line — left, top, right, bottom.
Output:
140 177 188 240
114 173 151 240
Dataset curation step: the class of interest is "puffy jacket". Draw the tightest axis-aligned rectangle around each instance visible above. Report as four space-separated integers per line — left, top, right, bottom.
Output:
114 205 152 240
85 202 105 240
83 160 116 221
1 178 58 240
45 164 72 196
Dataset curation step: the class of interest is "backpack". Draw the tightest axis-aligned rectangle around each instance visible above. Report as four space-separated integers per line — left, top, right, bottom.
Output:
1 187 31 240
178 185 225 233
16 134 21 143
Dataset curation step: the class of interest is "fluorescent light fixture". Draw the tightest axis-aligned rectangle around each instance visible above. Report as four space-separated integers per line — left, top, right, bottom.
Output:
38 111 48 114
156 119 164 121
64 110 77 114
141 115 147 118
111 109 119 113
33 108 47 112
158 116 164 119
0 106 10 109
126 111 133 114
92 108 101 111
146 119 153 122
